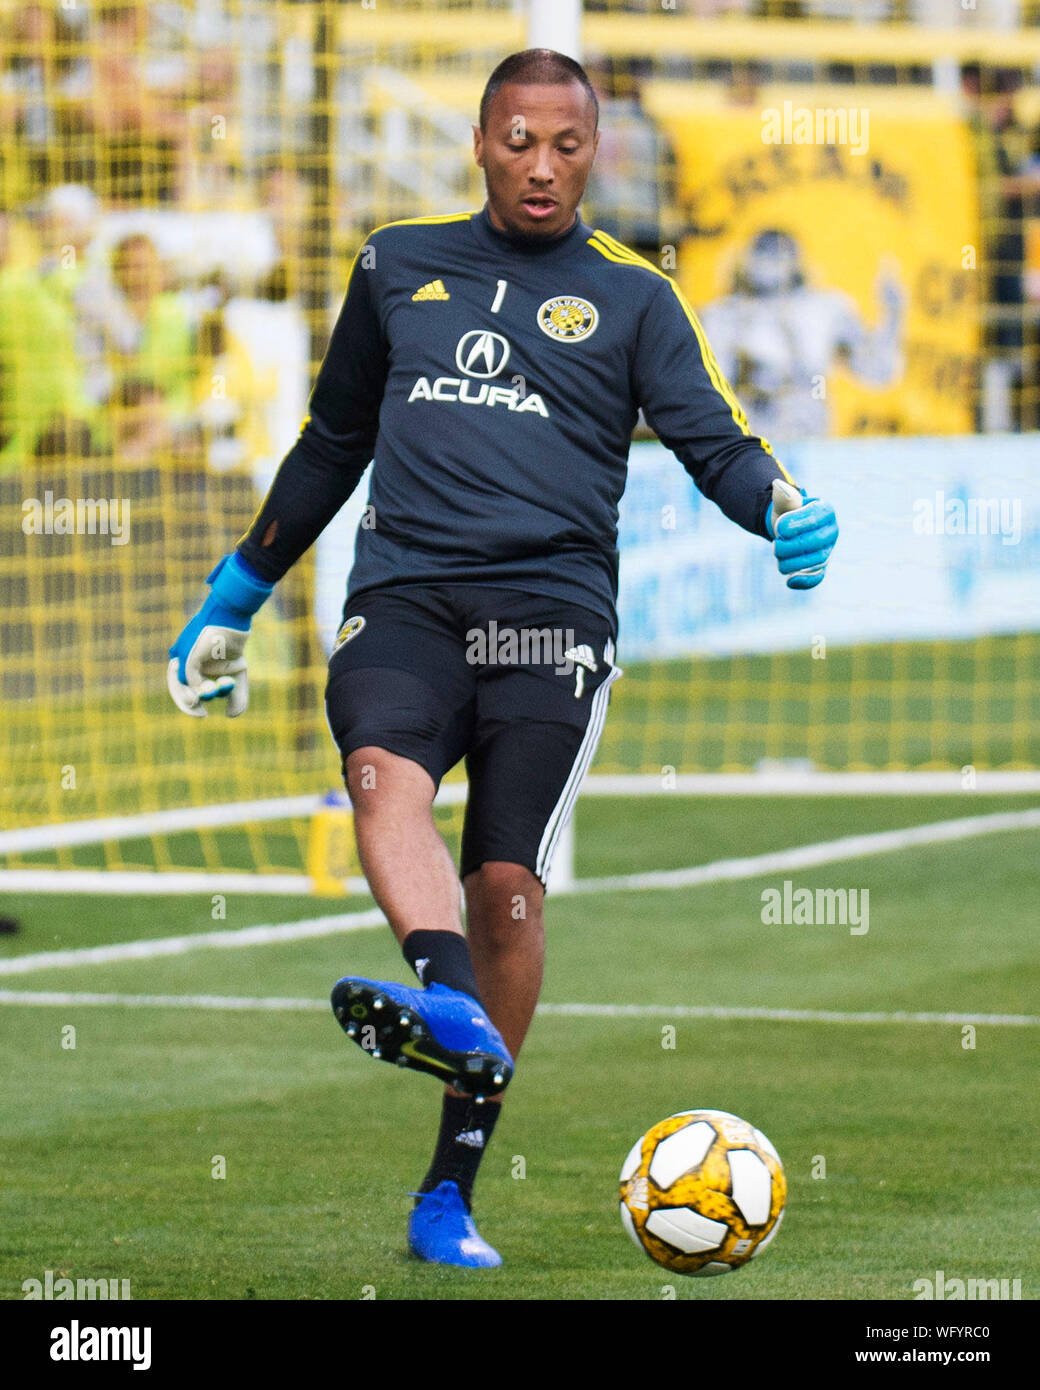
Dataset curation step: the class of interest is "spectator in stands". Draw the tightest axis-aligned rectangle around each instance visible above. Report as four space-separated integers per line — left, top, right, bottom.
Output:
0 209 97 470
110 375 203 467
1004 120 1040 427
964 65 1031 430
103 233 197 423
582 58 680 261
61 0 190 205
192 292 273 473
0 3 54 189
0 2 90 193
180 40 243 207
255 165 313 302
37 184 99 284
35 184 117 407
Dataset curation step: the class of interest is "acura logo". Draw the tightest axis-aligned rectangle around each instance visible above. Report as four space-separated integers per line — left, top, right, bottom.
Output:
455 330 511 379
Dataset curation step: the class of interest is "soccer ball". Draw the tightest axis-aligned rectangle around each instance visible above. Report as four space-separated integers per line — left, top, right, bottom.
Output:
618 1109 786 1276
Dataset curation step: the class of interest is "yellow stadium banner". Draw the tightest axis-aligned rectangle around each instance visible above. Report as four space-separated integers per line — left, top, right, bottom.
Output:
644 85 981 440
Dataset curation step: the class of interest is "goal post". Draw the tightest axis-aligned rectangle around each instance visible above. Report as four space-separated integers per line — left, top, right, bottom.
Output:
528 0 583 58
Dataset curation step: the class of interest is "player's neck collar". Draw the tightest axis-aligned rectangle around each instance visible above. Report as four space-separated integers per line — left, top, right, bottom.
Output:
473 204 588 255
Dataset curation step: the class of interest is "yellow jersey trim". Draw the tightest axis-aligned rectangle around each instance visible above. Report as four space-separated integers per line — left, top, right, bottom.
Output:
367 211 477 237
586 229 795 484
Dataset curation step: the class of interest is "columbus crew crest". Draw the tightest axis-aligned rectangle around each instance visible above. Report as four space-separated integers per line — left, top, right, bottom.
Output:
537 295 599 342
333 615 366 651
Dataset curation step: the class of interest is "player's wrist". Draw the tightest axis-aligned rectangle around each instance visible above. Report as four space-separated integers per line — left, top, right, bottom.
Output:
206 552 274 618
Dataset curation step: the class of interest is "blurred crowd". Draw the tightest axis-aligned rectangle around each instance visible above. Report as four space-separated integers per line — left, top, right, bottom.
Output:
962 65 1040 428
604 0 1033 22
1 0 1039 471
0 0 318 474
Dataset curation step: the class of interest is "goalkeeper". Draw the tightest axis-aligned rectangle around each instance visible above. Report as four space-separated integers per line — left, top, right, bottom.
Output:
169 49 838 1269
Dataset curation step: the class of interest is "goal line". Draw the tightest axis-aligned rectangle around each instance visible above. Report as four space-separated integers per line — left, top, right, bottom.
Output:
0 806 1036 921
1 771 1037 896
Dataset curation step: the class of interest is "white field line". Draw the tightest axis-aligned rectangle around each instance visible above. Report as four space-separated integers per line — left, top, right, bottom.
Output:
565 808 1040 895
582 771 1040 797
1 769 1036 859
0 795 327 854
0 990 1035 1027
0 871 368 895
0 909 386 977
1 808 1037 979
2 807 1038 900
0 782 471 855
537 1003 1040 1027
0 990 329 1011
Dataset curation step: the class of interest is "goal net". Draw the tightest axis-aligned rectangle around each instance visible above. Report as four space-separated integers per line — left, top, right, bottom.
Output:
1 0 1037 895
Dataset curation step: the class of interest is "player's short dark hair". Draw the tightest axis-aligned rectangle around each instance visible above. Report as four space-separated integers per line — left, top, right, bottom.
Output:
479 49 599 132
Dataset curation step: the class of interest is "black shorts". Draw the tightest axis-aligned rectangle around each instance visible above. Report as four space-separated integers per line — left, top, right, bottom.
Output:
324 583 621 887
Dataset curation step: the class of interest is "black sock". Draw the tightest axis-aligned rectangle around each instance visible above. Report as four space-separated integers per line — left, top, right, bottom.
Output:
418 1091 502 1212
402 929 482 1004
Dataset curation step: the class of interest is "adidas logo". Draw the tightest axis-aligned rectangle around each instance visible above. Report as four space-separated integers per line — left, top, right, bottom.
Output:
455 1129 485 1149
414 957 430 984
564 643 598 699
412 279 450 301
564 644 598 673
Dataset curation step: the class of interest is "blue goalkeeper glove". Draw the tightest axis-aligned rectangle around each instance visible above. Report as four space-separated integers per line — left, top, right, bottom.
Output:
766 479 838 591
167 553 274 717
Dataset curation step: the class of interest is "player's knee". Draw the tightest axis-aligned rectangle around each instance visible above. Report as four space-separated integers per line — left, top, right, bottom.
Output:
470 858 540 898
344 746 433 817
466 861 544 938
344 748 382 810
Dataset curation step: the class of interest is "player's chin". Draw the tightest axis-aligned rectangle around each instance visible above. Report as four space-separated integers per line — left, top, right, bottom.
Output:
516 201 568 235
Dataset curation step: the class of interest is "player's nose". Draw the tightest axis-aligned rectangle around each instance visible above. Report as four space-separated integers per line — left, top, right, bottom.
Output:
528 146 554 183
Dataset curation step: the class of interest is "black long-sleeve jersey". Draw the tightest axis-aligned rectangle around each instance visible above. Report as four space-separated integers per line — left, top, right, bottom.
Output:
238 204 795 628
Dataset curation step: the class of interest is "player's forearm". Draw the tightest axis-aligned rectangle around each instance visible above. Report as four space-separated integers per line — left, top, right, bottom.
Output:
236 431 371 583
684 438 782 540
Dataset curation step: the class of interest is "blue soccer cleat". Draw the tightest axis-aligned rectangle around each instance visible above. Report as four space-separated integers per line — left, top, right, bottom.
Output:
330 976 514 1098
408 1181 502 1268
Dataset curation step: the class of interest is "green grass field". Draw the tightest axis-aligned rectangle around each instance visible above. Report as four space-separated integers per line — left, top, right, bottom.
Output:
1 794 1037 1301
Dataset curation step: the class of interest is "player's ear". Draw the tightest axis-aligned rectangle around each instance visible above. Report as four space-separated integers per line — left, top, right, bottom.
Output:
473 124 485 168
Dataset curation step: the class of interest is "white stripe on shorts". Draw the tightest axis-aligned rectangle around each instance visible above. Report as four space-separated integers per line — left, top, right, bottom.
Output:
535 642 622 883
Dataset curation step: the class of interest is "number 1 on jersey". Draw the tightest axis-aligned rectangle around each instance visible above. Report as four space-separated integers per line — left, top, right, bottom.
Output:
491 279 508 314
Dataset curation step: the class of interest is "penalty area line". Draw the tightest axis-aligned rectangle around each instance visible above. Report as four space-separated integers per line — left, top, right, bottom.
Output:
1 807 1037 978
0 990 1035 1027
0 908 387 977
564 807 1040 895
